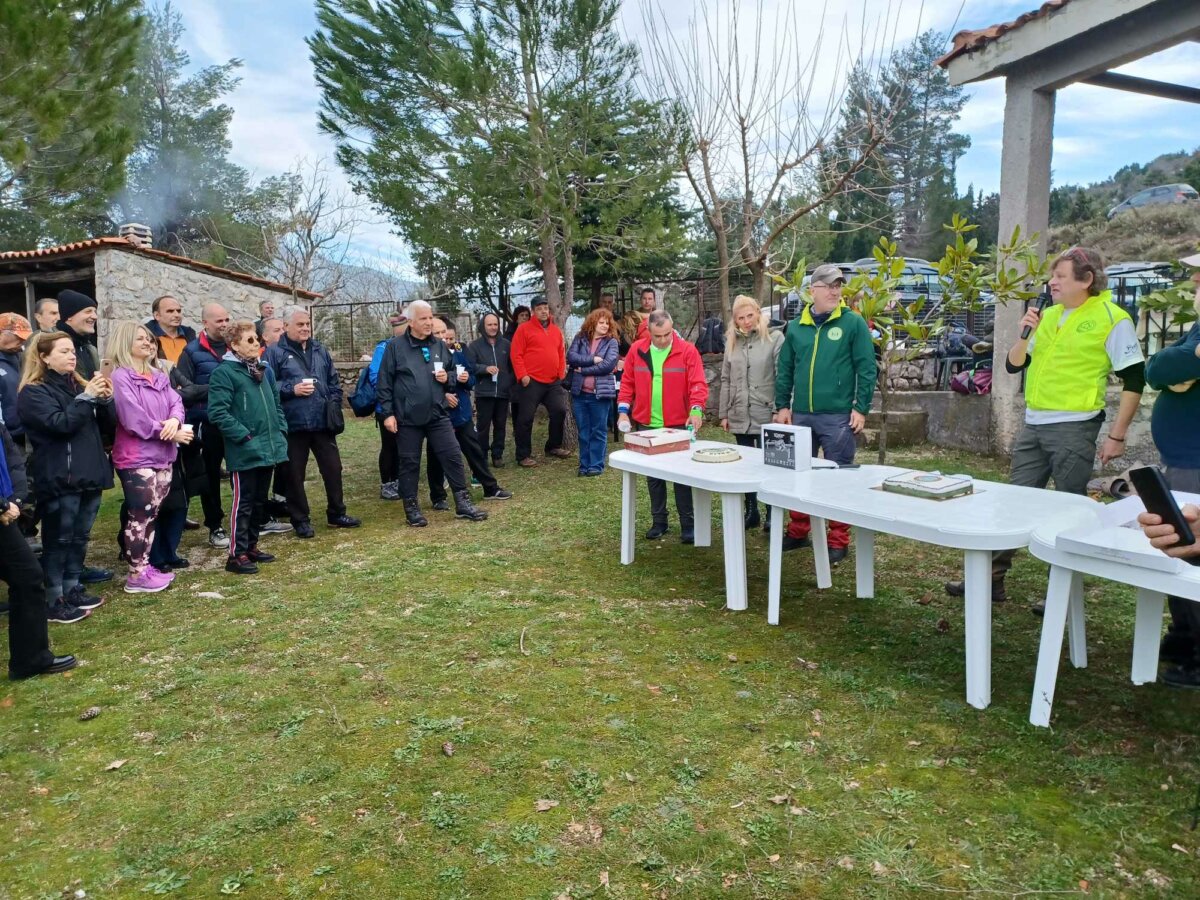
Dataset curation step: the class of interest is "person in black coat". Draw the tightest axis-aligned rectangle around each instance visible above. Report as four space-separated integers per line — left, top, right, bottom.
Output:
466 312 515 467
2 420 77 678
262 305 360 537
18 332 115 623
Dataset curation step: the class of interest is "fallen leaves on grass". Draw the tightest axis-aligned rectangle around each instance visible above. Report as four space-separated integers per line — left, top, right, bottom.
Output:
917 591 934 605
104 759 128 771
535 799 559 812
936 618 950 633
767 794 789 805
599 870 609 887
837 856 855 870
442 741 455 757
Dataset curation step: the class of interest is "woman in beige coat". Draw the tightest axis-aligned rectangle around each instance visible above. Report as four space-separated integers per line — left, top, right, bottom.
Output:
719 295 783 529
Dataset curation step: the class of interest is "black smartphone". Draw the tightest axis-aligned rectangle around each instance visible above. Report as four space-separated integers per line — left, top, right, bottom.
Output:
1130 466 1196 547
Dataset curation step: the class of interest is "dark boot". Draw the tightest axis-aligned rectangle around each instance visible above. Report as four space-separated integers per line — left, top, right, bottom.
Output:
403 498 428 528
945 579 1008 603
744 496 760 530
454 490 488 522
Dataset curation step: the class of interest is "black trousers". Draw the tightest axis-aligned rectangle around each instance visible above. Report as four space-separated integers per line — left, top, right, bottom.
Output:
475 396 509 463
2 518 54 677
229 466 272 557
429 421 500 495
636 423 694 527
377 413 399 484
397 418 466 502
515 379 567 461
284 430 347 526
197 420 226 530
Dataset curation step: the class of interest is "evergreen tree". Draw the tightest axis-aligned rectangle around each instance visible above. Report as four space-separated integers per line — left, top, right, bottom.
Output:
0 0 142 248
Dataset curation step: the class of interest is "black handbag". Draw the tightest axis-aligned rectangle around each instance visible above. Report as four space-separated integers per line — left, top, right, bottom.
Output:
325 398 345 435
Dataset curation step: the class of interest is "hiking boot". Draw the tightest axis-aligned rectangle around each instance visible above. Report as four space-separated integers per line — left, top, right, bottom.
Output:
259 518 293 535
247 547 276 563
404 499 428 527
209 527 231 549
66 584 105 610
828 547 849 566
1161 664 1200 690
431 497 451 511
124 568 174 594
47 599 90 624
781 535 811 552
380 481 400 501
744 506 761 530
225 554 259 575
80 566 113 584
454 490 488 522
945 579 1009 603
681 528 695 545
327 514 362 529
294 521 315 539
645 522 668 540
483 488 513 500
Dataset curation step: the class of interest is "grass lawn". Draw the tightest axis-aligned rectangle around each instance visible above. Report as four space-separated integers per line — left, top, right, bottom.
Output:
3 420 1200 899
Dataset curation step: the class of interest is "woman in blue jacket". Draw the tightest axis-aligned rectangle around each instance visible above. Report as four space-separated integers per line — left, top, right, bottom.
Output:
567 308 620 476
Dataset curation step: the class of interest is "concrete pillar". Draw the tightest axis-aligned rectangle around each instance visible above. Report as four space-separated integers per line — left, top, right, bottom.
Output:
992 78 1055 455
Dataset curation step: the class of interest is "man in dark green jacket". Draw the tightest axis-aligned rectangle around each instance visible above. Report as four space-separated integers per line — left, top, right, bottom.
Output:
773 264 877 562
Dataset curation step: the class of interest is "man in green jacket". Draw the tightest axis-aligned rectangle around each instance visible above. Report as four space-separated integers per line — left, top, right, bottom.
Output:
773 264 877 563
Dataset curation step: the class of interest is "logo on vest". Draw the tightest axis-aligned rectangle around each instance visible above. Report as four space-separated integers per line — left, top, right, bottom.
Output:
826 327 843 341
1076 320 1097 333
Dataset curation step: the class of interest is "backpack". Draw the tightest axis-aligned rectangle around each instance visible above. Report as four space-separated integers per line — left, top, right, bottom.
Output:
950 361 992 395
696 316 725 354
348 365 377 417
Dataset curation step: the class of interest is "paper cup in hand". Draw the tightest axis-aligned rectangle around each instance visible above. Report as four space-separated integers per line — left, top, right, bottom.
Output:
433 361 445 373
301 377 316 385
180 424 194 435
455 365 466 378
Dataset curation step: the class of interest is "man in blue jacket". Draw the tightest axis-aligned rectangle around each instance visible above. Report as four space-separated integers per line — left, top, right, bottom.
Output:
264 306 361 538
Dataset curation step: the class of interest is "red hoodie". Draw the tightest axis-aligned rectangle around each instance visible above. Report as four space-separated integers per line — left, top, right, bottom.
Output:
617 336 708 427
511 318 566 384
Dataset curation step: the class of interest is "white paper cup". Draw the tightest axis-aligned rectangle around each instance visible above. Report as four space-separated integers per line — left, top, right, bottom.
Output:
180 424 194 435
618 419 632 434
301 377 316 385
455 365 466 378
433 361 445 373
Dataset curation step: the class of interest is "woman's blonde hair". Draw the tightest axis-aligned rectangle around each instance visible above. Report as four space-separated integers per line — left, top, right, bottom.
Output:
725 294 769 354
106 321 156 374
20 332 87 390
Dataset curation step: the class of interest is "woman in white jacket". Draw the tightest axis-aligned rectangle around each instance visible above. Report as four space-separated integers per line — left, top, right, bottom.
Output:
719 295 783 529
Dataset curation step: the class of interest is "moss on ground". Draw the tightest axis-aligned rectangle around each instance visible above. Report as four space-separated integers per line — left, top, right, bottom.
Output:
1 422 1198 898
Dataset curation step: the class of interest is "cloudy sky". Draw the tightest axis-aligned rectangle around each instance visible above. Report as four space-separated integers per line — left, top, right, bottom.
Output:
172 0 1200 269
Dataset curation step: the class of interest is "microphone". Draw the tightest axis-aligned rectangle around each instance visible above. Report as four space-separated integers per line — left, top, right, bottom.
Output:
1021 286 1052 340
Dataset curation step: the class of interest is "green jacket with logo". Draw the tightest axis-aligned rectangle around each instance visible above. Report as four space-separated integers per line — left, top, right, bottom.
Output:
206 357 290 472
775 303 877 415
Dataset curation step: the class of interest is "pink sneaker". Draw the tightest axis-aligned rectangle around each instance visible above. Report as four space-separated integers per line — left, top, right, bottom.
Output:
124 568 174 594
147 566 176 581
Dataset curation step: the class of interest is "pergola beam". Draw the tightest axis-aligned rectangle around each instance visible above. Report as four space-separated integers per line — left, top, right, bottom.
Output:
1082 71 1200 105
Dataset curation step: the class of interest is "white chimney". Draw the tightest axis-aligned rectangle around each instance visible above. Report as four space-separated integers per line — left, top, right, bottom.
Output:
119 223 153 249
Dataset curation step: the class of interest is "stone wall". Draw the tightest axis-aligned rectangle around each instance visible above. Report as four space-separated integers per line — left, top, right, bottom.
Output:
886 354 939 391
93 248 302 350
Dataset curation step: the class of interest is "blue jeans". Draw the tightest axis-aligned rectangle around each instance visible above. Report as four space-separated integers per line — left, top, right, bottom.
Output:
39 490 103 603
572 392 611 473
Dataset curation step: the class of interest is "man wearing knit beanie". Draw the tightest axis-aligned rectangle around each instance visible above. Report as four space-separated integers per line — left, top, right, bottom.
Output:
55 289 101 380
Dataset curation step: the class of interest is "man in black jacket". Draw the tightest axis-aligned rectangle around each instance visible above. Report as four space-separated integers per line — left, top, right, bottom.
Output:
377 300 486 527
466 312 514 467
55 289 101 380
2 421 76 679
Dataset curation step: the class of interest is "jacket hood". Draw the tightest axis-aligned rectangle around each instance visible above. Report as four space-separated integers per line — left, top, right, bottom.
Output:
476 313 504 339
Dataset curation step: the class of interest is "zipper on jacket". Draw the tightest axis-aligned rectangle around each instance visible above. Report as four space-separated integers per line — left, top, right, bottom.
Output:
808 327 821 412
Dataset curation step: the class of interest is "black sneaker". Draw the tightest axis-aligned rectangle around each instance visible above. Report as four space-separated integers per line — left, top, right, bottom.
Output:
483 488 513 500
225 554 259 575
645 522 668 540
48 599 90 624
680 529 695 545
66 585 105 611
327 514 362 529
294 522 315 539
1162 664 1200 690
781 535 811 552
247 547 276 563
431 498 451 512
79 566 113 584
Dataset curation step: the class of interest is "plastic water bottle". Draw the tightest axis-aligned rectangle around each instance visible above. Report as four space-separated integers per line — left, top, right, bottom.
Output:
687 423 696 444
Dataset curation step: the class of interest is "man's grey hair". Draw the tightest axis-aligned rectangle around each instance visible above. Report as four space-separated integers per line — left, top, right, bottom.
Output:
280 304 309 323
407 299 433 317
648 310 672 328
34 298 57 314
259 299 274 313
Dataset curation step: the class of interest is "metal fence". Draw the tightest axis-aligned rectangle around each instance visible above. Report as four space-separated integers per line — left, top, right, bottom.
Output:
310 298 475 362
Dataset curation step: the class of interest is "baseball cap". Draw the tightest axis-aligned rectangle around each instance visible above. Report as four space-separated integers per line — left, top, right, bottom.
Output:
531 297 549 308
0 312 33 340
1181 252 1200 268
810 264 846 286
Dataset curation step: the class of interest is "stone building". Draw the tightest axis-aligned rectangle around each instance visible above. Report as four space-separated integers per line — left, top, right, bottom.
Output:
0 235 320 348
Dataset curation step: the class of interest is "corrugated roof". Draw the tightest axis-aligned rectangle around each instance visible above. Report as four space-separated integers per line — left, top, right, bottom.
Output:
937 0 1074 68
0 236 321 300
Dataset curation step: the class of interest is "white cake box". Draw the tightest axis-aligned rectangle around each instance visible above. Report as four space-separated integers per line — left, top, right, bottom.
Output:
623 427 691 455
881 470 974 500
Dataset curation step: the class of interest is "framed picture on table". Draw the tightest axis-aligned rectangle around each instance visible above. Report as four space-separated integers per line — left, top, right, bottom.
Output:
761 424 812 472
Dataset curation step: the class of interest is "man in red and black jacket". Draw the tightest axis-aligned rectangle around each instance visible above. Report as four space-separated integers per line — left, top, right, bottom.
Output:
617 310 708 544
510 297 569 467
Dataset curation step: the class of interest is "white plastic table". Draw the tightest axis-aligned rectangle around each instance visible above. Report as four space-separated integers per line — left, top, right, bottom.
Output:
609 441 833 611
1027 510 1200 727
758 466 1099 710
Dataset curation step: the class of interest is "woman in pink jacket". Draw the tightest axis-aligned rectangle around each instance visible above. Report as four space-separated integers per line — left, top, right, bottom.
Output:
109 322 194 593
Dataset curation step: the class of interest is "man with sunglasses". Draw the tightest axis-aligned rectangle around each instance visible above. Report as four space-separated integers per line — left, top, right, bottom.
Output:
774 264 877 564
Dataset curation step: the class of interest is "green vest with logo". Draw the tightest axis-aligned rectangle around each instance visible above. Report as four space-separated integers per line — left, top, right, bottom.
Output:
1026 291 1129 413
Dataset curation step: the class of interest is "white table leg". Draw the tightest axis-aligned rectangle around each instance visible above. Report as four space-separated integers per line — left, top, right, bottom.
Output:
1066 571 1087 669
812 516 832 590
720 493 747 611
1131 588 1165 685
962 548 993 710
693 489 712 547
620 471 636 566
855 528 875 599
1029 564 1075 728
768 506 784 625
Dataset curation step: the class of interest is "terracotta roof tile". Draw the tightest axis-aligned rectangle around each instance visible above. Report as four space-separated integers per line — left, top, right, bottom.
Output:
0 236 321 300
937 0 1074 68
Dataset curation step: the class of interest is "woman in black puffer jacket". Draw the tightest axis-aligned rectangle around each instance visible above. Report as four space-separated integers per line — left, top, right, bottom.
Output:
18 332 115 623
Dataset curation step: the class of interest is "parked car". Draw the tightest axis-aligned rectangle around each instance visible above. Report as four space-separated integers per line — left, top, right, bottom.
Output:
1107 183 1198 220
